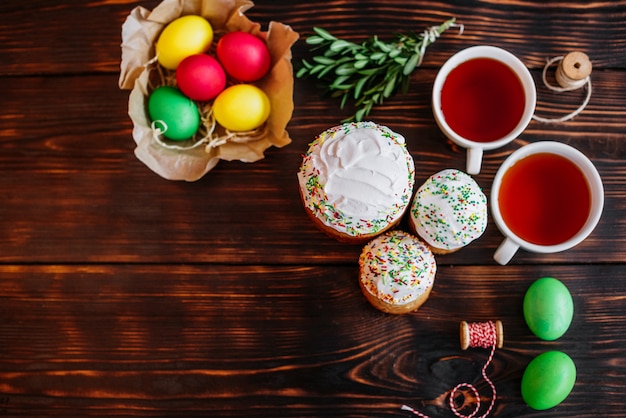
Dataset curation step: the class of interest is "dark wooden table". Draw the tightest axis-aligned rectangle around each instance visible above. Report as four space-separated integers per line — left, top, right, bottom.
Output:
1 1 625 417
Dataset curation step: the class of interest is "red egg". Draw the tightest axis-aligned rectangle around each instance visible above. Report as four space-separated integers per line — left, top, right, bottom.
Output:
216 31 271 82
176 54 226 101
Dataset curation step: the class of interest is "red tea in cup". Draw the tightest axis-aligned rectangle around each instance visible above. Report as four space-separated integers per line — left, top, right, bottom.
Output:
491 141 603 265
432 46 536 175
497 152 591 246
441 57 526 142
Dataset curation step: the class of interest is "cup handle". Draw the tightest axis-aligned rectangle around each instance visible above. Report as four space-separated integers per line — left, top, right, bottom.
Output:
494 238 520 265
466 147 483 175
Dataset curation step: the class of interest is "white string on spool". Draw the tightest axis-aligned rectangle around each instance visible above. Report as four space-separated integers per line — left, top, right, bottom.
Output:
532 51 592 123
401 321 503 418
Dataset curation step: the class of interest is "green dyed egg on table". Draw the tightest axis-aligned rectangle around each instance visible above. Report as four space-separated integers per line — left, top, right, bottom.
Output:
148 86 200 141
522 350 576 410
523 277 574 340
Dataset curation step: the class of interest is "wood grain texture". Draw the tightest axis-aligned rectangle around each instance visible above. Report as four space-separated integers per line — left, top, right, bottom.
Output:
0 264 624 417
0 73 624 264
1 0 626 75
0 0 625 417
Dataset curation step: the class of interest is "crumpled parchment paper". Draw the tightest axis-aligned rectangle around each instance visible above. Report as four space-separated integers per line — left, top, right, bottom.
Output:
119 0 299 181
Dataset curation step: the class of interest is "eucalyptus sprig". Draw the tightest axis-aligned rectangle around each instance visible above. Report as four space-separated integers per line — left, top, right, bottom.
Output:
297 18 461 122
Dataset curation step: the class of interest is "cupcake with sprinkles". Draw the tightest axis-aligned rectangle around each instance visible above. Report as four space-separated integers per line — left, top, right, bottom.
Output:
409 169 488 254
297 122 415 243
358 230 436 314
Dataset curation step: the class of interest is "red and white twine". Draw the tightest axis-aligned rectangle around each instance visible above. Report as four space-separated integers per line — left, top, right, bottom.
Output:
401 321 498 418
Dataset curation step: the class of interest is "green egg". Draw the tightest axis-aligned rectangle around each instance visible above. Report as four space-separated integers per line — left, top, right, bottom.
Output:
523 277 574 341
148 86 200 141
522 350 576 410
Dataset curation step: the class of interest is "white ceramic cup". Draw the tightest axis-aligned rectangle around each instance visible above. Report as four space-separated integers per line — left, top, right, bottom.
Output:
432 45 537 174
491 141 604 265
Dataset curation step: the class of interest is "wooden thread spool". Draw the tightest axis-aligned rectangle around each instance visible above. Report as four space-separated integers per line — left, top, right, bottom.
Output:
532 51 592 123
555 51 592 90
403 321 503 417
460 320 504 350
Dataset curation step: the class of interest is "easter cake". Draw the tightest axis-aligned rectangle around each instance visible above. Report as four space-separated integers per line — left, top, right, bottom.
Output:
358 230 437 314
409 169 487 254
297 122 415 243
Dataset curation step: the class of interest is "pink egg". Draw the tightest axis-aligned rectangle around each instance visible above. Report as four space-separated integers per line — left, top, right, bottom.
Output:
216 31 271 82
176 54 226 101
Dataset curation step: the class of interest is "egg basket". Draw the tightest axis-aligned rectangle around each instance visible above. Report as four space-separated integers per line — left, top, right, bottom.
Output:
119 0 299 181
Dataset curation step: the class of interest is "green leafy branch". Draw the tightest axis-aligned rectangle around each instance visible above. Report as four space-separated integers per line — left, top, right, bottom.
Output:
297 18 461 122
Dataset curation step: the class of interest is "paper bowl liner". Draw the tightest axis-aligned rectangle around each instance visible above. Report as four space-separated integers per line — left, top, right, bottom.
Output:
119 0 299 181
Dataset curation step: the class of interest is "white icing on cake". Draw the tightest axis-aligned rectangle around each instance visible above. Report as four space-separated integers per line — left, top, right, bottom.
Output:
359 230 436 305
410 169 487 250
297 122 415 237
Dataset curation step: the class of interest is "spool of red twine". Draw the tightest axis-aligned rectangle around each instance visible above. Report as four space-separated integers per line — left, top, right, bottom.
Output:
402 320 503 418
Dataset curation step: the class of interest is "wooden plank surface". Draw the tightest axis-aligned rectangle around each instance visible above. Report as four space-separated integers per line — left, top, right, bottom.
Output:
0 0 625 417
0 72 624 264
1 0 626 74
0 264 625 417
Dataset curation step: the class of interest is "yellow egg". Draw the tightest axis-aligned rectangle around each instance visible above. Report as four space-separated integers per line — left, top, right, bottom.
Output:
156 15 213 70
213 85 271 132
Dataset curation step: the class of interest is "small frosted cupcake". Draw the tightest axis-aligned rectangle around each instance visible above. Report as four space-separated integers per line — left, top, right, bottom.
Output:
409 169 488 254
359 230 437 314
297 122 415 244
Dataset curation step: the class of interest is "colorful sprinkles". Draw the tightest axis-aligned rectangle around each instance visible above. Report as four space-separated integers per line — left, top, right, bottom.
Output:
359 230 436 305
411 169 487 250
297 122 415 237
